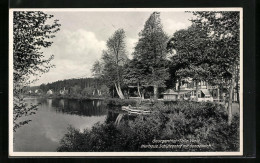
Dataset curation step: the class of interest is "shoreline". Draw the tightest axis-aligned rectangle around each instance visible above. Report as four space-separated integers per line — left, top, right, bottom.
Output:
23 95 106 101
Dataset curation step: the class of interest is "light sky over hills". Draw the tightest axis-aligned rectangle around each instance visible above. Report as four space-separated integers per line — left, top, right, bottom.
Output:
32 10 193 86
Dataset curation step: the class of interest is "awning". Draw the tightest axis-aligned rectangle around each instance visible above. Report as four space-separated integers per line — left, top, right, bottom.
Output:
201 89 211 96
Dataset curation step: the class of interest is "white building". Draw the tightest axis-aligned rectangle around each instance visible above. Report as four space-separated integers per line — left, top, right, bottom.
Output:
47 89 53 95
59 87 68 95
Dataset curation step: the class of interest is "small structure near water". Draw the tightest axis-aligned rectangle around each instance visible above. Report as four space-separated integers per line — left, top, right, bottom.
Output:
162 89 191 101
162 88 214 102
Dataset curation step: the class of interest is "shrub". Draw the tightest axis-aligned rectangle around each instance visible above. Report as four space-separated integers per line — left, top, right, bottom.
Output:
57 101 240 152
81 87 95 97
104 98 138 107
156 101 239 151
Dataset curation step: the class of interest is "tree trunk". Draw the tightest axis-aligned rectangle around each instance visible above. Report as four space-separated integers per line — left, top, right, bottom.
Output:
178 79 181 91
154 85 158 99
115 114 123 126
228 75 235 125
118 84 125 99
114 83 119 97
196 81 199 100
142 91 145 100
112 88 114 98
217 88 220 102
115 83 125 99
137 83 142 98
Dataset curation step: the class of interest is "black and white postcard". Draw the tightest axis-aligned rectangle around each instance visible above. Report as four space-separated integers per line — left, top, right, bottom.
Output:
9 8 243 157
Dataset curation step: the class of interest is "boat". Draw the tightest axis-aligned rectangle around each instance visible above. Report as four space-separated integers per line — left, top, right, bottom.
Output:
121 106 151 114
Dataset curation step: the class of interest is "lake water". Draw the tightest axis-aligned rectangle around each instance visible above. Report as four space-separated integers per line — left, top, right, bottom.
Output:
13 98 117 152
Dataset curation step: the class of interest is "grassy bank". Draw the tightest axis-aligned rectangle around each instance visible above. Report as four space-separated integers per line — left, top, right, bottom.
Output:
57 101 239 152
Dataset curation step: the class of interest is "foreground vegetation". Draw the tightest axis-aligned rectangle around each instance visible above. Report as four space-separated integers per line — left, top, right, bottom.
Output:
57 101 239 152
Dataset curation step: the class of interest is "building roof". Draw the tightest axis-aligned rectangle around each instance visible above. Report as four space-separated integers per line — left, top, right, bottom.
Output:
201 89 211 96
163 89 177 94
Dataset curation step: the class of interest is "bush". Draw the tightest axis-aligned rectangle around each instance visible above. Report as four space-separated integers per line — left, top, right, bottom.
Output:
57 101 239 152
156 101 239 151
104 98 138 107
81 87 95 97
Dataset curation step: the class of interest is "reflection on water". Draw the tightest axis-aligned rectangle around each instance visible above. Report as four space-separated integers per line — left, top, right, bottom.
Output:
52 99 108 116
105 108 136 125
14 98 108 152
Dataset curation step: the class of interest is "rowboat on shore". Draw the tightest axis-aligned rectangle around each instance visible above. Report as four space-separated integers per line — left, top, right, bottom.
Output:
122 106 151 114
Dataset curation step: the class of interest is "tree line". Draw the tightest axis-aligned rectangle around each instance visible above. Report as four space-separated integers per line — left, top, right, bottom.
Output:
29 78 110 97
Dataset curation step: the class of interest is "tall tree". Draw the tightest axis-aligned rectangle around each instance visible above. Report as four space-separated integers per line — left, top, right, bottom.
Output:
167 25 214 98
91 60 103 78
133 12 169 99
91 60 103 93
191 11 240 125
13 11 60 131
95 29 128 99
13 11 60 85
123 58 146 99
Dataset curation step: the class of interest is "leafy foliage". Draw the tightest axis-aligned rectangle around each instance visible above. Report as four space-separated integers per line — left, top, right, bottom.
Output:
13 11 60 84
123 59 145 86
123 58 147 98
104 98 138 107
13 99 39 132
133 12 170 98
167 11 240 124
91 60 103 78
92 29 128 99
33 78 110 99
38 78 99 92
13 11 60 131
58 101 239 152
190 11 240 84
167 25 214 84
70 85 82 97
190 11 240 124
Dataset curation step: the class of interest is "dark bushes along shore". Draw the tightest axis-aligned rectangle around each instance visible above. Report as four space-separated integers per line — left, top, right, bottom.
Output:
57 101 239 152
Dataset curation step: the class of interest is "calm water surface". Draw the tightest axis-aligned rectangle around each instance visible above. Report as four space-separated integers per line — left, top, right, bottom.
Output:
14 98 112 152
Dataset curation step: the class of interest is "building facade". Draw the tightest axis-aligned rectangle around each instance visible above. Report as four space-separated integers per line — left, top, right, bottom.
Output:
163 78 239 102
47 89 53 95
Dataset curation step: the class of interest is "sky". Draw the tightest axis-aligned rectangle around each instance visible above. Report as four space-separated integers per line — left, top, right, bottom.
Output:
32 10 193 86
